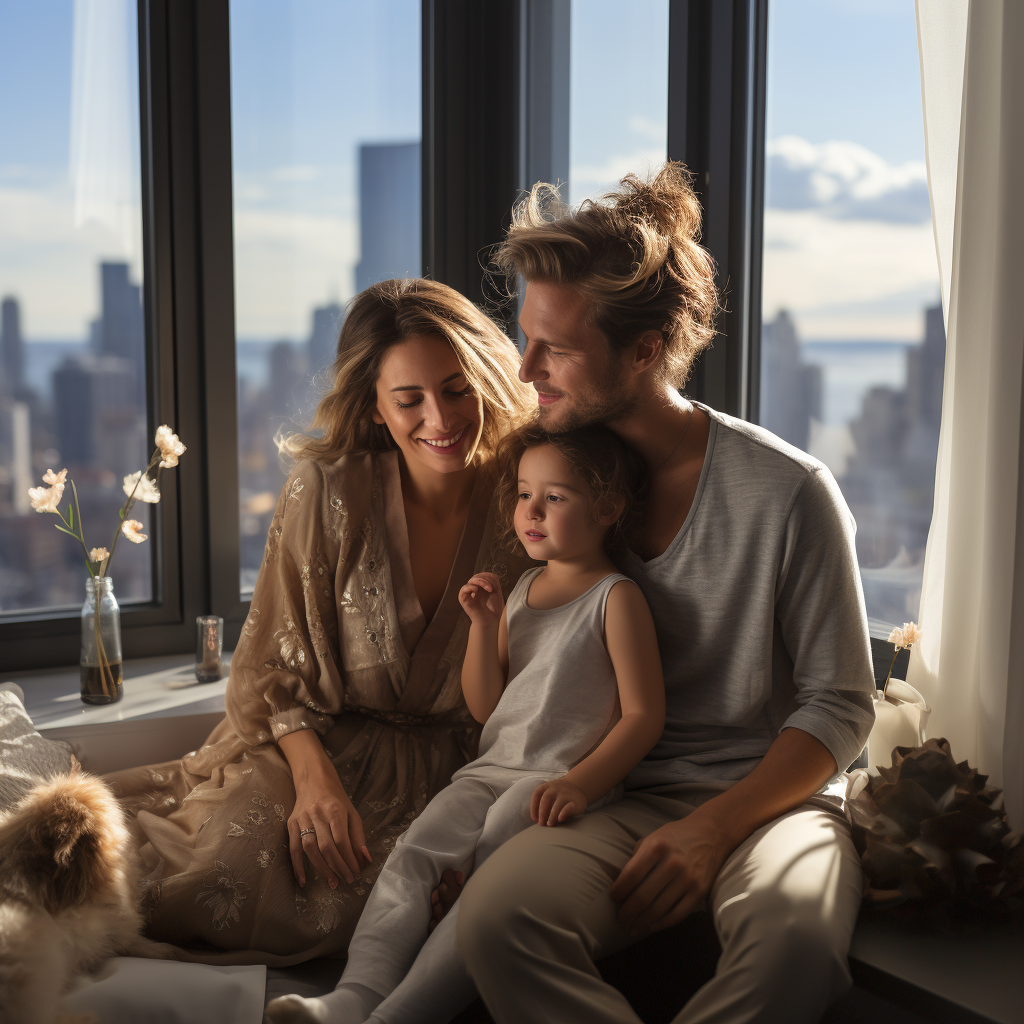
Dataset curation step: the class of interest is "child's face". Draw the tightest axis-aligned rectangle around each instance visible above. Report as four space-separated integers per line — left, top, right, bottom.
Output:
514 445 611 560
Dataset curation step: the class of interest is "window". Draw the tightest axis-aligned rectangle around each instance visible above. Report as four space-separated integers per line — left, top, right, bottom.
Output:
230 0 422 595
11 0 915 667
567 0 669 205
0 0 153 615
758 0 941 633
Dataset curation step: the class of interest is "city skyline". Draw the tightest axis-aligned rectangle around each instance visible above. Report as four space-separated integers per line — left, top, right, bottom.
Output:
0 257 152 614
3 0 934 342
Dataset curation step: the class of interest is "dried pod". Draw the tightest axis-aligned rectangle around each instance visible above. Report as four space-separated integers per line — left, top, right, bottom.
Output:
849 738 1024 925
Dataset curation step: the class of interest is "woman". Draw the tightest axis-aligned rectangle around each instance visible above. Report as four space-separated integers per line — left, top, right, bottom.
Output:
106 279 536 966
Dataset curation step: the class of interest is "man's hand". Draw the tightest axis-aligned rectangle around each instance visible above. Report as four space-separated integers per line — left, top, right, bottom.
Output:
530 778 588 826
458 572 505 627
608 812 731 935
428 868 464 932
609 728 839 937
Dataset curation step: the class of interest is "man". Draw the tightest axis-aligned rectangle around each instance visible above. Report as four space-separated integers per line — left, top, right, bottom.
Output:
454 164 875 1023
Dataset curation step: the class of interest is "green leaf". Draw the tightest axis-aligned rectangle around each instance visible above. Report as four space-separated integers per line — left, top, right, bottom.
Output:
68 505 74 530
119 508 125 519
54 524 78 538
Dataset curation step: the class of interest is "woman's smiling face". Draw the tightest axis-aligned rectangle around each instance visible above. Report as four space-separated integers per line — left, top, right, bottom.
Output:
372 334 483 475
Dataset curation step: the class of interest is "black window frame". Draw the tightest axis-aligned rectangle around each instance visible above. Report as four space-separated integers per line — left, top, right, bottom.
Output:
670 0 769 422
2 0 771 672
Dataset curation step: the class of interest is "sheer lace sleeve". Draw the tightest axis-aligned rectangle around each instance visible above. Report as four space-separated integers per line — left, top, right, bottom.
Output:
226 460 344 746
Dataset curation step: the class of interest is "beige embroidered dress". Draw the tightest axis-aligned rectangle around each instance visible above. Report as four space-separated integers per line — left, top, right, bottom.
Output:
106 452 531 966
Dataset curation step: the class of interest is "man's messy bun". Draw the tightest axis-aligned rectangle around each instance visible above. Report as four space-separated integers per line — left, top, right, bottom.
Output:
494 162 720 386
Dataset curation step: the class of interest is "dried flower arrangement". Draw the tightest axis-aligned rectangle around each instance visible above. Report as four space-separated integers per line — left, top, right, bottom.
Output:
28 424 185 575
27 426 186 700
849 738 1024 926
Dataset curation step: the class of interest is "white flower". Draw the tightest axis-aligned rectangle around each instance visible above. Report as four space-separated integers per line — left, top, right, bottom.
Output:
155 425 186 468
28 468 66 513
123 470 161 503
888 622 923 651
901 621 923 647
121 519 148 543
90 547 109 563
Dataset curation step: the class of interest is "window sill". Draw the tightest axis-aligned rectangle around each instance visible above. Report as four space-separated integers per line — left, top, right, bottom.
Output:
3 653 230 775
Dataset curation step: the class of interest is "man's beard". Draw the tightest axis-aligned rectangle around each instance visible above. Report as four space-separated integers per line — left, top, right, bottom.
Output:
538 367 639 433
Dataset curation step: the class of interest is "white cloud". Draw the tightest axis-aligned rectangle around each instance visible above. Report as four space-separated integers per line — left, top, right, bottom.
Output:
766 135 931 224
568 147 667 206
271 165 322 183
0 182 140 337
627 115 667 143
762 207 938 338
233 205 357 338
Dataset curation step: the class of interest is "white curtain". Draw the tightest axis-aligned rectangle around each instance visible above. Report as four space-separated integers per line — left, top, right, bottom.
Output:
910 0 1024 828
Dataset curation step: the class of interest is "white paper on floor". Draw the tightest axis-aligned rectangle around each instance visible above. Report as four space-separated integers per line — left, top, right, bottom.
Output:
63 956 267 1023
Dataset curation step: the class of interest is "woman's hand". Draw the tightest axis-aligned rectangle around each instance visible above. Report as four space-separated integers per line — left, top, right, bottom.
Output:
279 729 371 888
530 777 588 826
287 767 371 888
458 572 504 627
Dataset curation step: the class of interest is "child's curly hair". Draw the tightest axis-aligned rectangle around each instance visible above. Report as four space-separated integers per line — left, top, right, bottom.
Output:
495 423 648 554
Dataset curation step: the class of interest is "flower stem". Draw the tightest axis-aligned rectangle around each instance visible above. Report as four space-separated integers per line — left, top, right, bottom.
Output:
881 650 900 698
93 608 116 698
69 479 96 577
105 449 160 572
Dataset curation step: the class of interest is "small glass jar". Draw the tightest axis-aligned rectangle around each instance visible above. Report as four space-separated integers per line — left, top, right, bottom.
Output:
196 615 224 682
80 576 123 704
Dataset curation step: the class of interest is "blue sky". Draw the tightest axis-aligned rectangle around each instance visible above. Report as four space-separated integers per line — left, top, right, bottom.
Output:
767 0 925 165
0 0 74 171
0 0 936 342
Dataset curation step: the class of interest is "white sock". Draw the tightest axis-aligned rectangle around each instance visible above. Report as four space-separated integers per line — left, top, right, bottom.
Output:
264 994 329 1024
265 985 382 1024
320 983 385 1024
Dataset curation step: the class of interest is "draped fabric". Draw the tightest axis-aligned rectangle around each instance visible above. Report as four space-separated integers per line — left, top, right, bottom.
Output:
106 452 533 965
910 1 1024 827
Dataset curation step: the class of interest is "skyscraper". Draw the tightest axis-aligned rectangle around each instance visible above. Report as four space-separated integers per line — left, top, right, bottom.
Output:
355 142 421 293
759 310 822 452
906 303 945 429
95 262 145 404
1 296 23 394
52 355 137 465
267 341 302 417
308 302 344 375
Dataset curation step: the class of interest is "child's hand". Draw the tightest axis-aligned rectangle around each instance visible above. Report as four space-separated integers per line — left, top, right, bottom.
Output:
531 778 588 826
458 572 504 626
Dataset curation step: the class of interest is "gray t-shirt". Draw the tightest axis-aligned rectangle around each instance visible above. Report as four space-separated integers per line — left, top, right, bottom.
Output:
618 405 875 789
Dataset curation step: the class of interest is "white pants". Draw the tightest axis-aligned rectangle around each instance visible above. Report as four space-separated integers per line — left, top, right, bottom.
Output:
341 766 612 1024
457 782 865 1024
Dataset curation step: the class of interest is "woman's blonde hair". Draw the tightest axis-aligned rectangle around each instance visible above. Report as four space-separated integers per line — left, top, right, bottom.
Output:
280 278 534 464
493 162 720 386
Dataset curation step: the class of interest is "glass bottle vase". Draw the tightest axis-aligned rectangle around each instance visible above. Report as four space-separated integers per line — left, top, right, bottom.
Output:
81 576 124 705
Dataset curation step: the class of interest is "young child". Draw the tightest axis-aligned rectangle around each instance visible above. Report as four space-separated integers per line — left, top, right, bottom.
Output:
267 424 665 1024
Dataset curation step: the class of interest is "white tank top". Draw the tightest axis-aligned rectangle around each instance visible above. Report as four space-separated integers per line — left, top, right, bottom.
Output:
467 568 631 774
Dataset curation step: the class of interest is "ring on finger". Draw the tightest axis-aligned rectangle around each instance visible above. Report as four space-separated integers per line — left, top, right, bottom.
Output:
299 827 317 838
